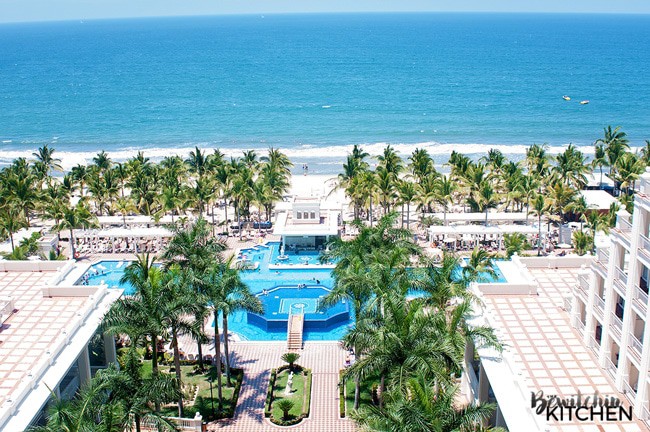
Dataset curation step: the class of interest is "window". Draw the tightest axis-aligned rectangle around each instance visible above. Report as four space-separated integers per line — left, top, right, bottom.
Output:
304 212 309 219
310 212 316 219
296 212 302 219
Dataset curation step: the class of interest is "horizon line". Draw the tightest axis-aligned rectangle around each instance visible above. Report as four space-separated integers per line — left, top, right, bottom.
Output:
2 10 650 26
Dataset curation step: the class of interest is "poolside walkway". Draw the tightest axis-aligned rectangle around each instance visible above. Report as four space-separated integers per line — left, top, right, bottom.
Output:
484 267 649 432
207 342 355 432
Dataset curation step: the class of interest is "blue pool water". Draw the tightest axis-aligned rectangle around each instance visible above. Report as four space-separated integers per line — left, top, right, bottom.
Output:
79 260 137 294
238 241 333 267
79 246 507 340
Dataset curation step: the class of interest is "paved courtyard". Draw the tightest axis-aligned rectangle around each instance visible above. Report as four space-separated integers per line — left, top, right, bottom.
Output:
484 267 649 432
207 342 356 432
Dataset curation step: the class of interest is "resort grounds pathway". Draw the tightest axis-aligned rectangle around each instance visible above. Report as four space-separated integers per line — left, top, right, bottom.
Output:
208 341 356 432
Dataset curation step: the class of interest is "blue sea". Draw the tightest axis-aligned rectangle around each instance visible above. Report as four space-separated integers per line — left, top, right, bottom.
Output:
0 13 649 173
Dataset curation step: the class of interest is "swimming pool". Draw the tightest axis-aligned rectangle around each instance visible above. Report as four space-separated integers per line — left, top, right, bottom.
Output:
78 247 507 341
238 242 333 267
78 260 137 294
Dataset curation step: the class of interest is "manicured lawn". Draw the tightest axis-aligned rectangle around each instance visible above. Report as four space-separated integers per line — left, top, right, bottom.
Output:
158 365 243 420
343 373 378 415
267 367 312 425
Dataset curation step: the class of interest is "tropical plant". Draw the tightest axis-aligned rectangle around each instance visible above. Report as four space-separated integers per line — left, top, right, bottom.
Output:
281 352 301 371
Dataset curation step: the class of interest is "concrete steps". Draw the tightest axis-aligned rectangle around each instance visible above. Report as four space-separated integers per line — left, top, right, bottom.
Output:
287 314 304 351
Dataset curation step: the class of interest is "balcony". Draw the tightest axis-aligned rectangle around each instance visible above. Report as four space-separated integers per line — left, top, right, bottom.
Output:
597 248 610 264
633 285 649 316
589 336 601 355
576 319 585 336
575 276 589 303
639 235 650 266
622 380 637 404
629 336 643 363
635 192 650 213
611 220 632 249
593 295 605 320
592 259 608 278
611 314 623 340
615 267 628 285
605 356 618 380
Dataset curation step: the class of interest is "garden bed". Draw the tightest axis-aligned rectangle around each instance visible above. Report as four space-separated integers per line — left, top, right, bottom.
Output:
341 370 379 417
265 365 312 426
159 365 244 421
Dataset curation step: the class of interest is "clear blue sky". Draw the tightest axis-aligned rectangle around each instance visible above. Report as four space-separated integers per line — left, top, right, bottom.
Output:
1 0 649 23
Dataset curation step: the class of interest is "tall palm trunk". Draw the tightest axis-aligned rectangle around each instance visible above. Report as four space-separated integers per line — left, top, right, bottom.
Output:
211 205 217 236
406 202 410 230
537 214 542 256
151 333 160 411
8 232 14 252
223 314 232 386
237 204 243 241
135 414 141 432
369 197 373 227
223 198 228 235
172 328 184 417
69 228 75 258
213 311 223 411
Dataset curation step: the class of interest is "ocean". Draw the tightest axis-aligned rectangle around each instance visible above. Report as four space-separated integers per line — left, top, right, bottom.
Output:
0 13 649 173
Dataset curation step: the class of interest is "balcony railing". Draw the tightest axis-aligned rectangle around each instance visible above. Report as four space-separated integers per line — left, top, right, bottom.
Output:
597 248 610 264
611 314 623 339
578 274 590 290
633 285 649 315
618 217 633 232
615 267 629 286
593 295 605 320
604 356 618 379
622 380 637 403
630 336 643 361
640 235 650 263
589 336 601 355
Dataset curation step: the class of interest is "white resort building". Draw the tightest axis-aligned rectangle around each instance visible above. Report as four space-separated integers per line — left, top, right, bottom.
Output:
273 197 341 250
571 169 650 421
0 261 121 431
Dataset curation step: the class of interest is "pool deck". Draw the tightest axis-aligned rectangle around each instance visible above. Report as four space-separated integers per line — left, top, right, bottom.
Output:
483 267 649 432
206 341 355 432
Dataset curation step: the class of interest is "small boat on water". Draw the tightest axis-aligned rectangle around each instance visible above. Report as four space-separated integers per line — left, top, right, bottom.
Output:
562 95 571 101
580 100 589 105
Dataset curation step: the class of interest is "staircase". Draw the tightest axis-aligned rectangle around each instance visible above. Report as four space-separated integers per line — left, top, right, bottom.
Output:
287 314 304 351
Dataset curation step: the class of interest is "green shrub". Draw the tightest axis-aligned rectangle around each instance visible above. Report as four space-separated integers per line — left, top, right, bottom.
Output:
265 368 277 418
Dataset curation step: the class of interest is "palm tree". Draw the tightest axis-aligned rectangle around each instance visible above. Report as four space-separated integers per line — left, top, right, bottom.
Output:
469 181 499 226
281 352 301 371
463 247 497 283
114 197 138 227
162 217 225 272
503 233 528 258
397 180 416 229
320 258 373 409
0 206 26 252
276 399 295 421
32 144 63 184
53 203 98 258
596 126 630 194
640 140 650 166
352 373 501 432
198 259 262 387
433 176 456 226
531 194 550 256
159 265 204 417
592 143 608 189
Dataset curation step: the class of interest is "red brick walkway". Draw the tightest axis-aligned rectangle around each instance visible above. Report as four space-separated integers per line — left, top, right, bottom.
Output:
207 342 356 431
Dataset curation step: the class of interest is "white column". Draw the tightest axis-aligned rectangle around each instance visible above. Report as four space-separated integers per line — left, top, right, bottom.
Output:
103 333 118 366
77 346 91 388
616 210 638 390
599 240 623 369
